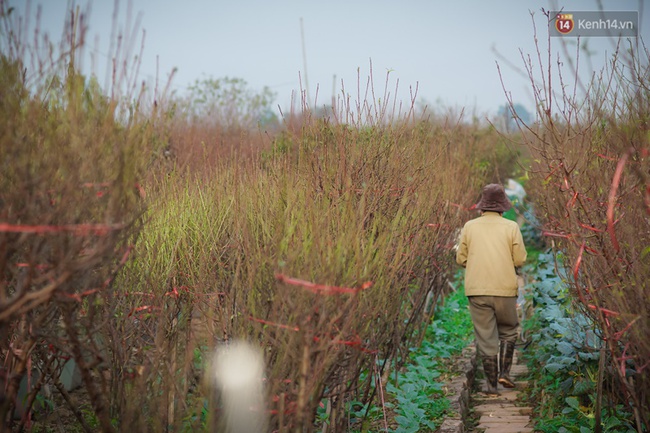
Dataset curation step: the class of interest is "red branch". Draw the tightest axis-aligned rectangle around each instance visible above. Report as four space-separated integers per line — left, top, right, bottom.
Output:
56 288 100 302
249 316 300 332
544 162 564 181
597 153 618 161
578 222 606 233
587 304 620 318
426 223 450 229
450 202 476 211
573 242 589 305
607 151 630 252
249 316 378 353
573 242 584 282
15 263 51 270
566 191 579 209
0 223 125 236
313 335 378 354
542 231 573 239
127 305 161 317
275 274 373 295
612 316 640 341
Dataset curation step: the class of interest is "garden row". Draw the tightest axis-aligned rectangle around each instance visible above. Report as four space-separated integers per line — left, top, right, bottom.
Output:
0 7 516 431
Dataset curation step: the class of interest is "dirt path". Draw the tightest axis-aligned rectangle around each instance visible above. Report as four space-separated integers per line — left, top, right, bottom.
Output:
468 350 533 433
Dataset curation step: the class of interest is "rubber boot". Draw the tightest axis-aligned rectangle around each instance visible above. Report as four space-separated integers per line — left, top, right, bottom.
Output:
481 355 499 396
498 340 516 388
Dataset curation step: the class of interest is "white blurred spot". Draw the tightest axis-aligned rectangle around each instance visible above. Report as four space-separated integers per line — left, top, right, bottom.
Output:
505 178 526 204
212 340 268 433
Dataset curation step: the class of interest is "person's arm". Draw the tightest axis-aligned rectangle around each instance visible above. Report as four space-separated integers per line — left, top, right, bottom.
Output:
512 226 527 267
456 227 468 267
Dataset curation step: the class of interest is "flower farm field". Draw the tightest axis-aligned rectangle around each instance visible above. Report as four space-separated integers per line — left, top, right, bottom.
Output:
1 4 649 433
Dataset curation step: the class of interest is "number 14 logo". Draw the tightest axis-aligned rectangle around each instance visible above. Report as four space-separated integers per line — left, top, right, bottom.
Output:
555 13 574 34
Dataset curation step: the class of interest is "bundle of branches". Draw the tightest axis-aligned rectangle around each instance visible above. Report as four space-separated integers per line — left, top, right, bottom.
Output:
116 112 502 432
0 5 161 430
507 19 650 430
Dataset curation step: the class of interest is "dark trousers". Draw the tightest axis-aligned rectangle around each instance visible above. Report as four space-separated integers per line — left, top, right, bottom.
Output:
468 295 519 357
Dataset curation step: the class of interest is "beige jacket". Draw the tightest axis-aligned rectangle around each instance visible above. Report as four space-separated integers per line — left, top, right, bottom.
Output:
456 211 527 297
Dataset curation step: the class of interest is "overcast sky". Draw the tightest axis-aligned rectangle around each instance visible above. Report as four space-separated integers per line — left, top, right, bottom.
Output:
6 0 649 118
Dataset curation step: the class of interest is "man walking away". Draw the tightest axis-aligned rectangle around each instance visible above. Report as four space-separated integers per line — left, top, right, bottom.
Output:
456 183 527 395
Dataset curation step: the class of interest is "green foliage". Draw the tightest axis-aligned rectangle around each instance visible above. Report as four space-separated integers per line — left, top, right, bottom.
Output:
181 75 277 129
180 399 209 433
522 251 637 432
261 131 294 164
519 206 545 250
424 284 474 357
534 396 637 433
345 400 384 428
523 252 601 374
386 287 473 433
